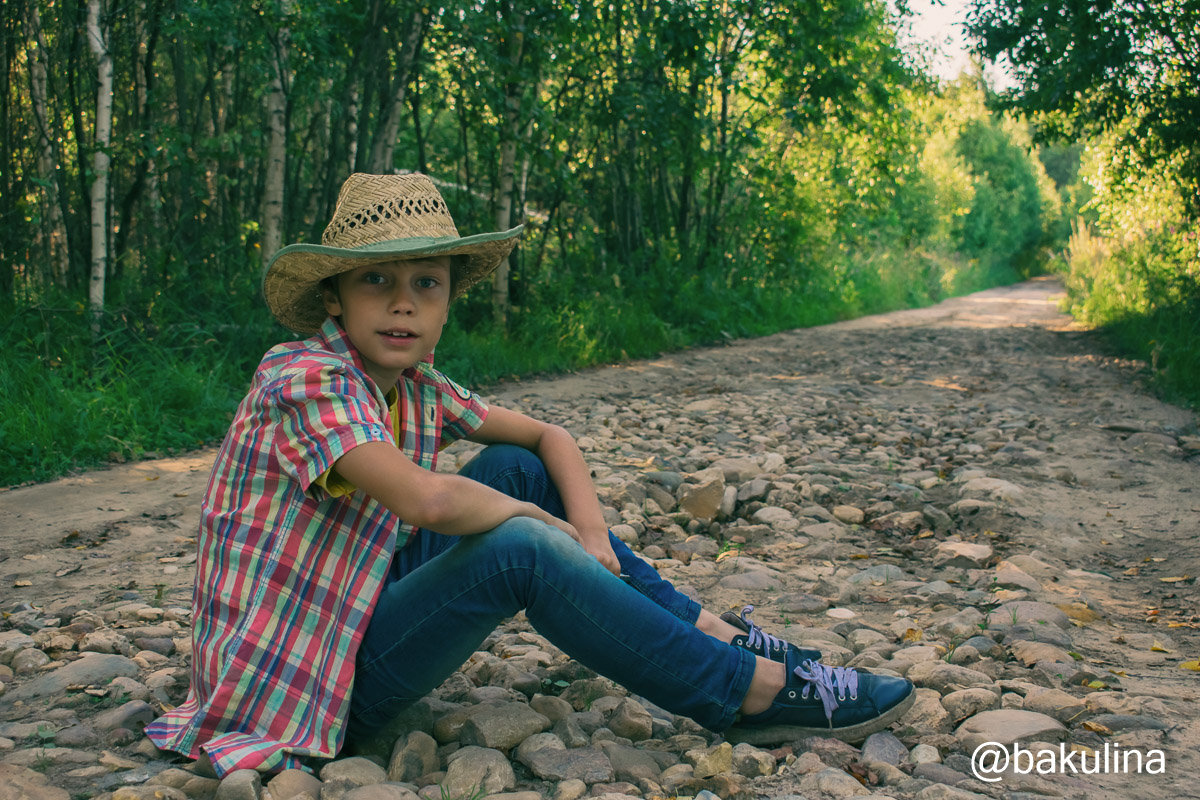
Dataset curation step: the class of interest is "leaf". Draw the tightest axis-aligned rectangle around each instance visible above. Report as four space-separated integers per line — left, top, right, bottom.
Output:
13 580 31 588
1082 720 1113 735
1151 641 1172 652
901 628 923 643
1087 680 1107 689
1160 576 1193 583
1179 661 1200 671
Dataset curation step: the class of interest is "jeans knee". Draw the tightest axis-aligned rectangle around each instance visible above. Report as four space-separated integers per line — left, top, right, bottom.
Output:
471 516 583 569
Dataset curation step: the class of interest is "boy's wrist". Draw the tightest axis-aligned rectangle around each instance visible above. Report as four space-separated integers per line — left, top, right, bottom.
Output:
576 523 610 546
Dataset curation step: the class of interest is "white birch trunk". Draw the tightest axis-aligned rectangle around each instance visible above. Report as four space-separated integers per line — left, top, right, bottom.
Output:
87 0 113 332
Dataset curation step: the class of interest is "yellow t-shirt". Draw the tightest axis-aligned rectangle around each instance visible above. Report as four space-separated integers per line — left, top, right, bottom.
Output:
313 387 401 498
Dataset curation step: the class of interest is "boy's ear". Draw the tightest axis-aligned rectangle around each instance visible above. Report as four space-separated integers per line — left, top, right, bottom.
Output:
320 278 343 317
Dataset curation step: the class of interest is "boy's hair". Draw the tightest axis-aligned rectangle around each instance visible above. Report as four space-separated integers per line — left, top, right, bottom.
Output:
264 174 520 334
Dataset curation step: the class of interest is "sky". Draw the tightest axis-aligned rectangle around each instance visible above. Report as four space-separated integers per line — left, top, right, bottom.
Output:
900 0 1014 88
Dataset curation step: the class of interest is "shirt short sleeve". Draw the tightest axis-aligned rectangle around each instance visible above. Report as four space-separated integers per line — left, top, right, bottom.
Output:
428 368 489 446
271 362 393 494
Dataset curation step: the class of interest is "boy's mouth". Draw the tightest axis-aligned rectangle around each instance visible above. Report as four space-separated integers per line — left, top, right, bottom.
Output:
380 328 417 340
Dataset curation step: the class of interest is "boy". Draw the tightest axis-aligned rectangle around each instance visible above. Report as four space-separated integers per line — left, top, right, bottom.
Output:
144 173 913 777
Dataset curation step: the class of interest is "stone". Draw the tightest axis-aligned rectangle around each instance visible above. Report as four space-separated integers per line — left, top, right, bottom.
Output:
933 542 993 569
0 632 36 666
457 702 550 750
776 593 830 614
5 652 140 700
10 648 50 674
93 699 157 732
683 742 732 779
110 788 187 800
387 731 439 783
679 478 725 522
799 767 870 798
915 784 989 799
707 457 763 482
606 698 653 742
520 746 614 783
931 608 985 640
899 688 953 734
869 511 925 535
959 477 1023 502
529 694 573 723
319 757 388 800
1021 687 1086 723
267 768 324 800
0 764 71 800
598 742 662 783
912 762 970 786
730 742 775 777
992 562 1041 592
940 688 999 722
215 769 263 800
552 779 587 800
1009 640 1073 667
442 747 515 796
751 506 799 531
832 505 865 524
954 709 1067 750
908 743 941 765
847 564 908 585
906 661 994 693
343 787 421 800
859 731 907 766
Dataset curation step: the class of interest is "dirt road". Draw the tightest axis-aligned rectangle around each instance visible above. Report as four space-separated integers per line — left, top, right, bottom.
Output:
2 276 1198 799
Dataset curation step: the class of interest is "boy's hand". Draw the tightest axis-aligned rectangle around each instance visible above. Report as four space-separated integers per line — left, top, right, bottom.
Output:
577 525 620 576
583 538 621 576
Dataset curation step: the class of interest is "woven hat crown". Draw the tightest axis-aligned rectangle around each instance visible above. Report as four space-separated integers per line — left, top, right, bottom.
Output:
323 173 460 248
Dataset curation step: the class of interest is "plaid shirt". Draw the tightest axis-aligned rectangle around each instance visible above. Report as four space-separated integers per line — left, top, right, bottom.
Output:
145 318 487 776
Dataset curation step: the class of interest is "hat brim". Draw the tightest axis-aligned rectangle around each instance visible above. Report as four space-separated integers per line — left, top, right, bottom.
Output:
263 226 524 334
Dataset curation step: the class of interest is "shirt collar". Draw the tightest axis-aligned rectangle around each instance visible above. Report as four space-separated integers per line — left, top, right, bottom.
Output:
313 316 437 376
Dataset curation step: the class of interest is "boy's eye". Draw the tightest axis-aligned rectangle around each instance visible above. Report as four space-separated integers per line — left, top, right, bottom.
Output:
362 271 388 285
415 276 440 289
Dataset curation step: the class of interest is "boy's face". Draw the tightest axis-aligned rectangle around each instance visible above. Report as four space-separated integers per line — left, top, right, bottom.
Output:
322 258 452 388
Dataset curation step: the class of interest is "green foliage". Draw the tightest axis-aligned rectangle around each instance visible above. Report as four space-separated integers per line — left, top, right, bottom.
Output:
1059 140 1200 408
968 0 1200 214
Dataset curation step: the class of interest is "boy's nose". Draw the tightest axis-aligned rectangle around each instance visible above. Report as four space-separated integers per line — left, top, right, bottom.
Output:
389 289 416 313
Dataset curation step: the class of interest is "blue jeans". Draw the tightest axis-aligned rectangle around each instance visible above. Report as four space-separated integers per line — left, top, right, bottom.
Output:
348 445 755 737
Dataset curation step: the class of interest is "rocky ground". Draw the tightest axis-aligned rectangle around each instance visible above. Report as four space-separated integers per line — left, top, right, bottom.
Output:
2 277 1199 800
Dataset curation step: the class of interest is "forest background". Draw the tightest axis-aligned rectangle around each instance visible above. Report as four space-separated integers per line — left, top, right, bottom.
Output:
3 0 1197 485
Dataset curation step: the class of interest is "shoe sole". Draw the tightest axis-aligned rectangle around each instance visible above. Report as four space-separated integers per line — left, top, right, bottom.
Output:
723 689 916 746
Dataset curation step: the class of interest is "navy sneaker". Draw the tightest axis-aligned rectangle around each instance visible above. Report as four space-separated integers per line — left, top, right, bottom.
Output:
722 604 821 662
726 648 915 745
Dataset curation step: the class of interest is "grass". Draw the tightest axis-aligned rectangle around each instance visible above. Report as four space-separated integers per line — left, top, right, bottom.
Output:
1060 218 1200 410
3 244 1023 487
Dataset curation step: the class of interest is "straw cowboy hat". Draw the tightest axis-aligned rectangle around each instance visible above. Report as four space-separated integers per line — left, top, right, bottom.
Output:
263 172 523 333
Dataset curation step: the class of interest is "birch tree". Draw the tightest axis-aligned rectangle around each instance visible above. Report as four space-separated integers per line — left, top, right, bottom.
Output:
86 0 113 331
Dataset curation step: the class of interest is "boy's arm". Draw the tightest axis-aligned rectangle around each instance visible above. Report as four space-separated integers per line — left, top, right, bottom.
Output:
467 405 620 576
335 441 579 540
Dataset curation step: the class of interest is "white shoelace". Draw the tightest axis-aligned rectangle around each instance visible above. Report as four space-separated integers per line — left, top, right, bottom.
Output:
793 660 860 721
737 604 787 654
